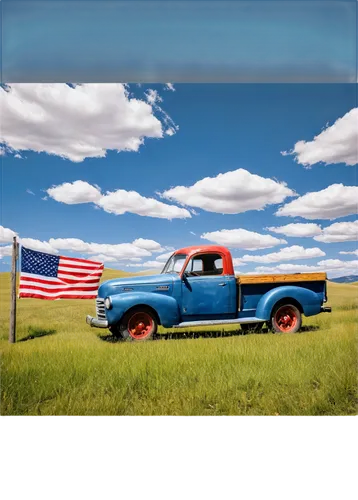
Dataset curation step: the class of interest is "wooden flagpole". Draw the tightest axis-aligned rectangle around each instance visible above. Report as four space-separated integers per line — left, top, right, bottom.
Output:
9 236 18 344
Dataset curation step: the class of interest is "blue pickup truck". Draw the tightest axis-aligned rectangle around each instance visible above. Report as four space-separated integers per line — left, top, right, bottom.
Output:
86 245 331 340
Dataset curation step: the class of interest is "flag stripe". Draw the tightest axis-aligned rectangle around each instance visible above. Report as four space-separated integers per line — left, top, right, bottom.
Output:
57 269 103 278
19 280 100 290
19 288 98 298
19 292 97 300
56 277 101 285
57 263 103 271
59 256 103 266
58 265 103 274
20 273 100 285
19 284 99 293
20 272 59 281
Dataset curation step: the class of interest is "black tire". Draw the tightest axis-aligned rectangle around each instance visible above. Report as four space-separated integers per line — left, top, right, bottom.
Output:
271 303 302 333
266 320 273 332
109 325 122 339
240 323 262 334
118 307 158 341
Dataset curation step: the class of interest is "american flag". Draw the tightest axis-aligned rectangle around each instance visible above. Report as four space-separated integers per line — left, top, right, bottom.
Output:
19 246 104 300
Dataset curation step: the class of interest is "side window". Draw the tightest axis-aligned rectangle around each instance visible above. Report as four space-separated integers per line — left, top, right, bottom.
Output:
187 257 203 273
192 258 204 272
185 253 224 276
214 257 223 273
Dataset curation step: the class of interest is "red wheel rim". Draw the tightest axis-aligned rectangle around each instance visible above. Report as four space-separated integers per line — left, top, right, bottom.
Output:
128 312 153 339
275 305 298 332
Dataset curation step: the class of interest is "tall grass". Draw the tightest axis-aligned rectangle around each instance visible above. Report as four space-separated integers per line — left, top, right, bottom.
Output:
1 272 357 415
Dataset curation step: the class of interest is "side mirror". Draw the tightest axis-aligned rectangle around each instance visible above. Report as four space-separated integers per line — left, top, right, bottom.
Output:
182 271 189 280
181 272 192 291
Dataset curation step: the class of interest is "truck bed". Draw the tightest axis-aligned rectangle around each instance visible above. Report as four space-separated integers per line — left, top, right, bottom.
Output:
235 272 327 315
236 272 327 285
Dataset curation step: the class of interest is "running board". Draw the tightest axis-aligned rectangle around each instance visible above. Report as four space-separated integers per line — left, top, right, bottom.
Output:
173 317 265 329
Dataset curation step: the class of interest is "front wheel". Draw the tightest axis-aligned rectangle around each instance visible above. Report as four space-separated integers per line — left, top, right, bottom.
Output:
271 304 302 333
118 307 158 341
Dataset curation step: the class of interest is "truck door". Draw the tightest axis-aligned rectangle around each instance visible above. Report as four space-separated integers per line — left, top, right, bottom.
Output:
180 253 232 318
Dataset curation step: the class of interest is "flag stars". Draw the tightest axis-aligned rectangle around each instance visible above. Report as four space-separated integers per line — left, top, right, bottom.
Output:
21 248 59 277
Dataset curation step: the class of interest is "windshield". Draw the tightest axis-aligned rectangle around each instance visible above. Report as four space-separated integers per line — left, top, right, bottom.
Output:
161 254 187 274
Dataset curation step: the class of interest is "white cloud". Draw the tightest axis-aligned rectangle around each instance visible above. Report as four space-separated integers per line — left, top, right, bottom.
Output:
340 250 358 256
201 228 287 250
276 184 358 220
129 260 164 269
232 259 247 267
145 89 163 105
267 223 322 237
0 225 18 244
48 238 90 253
0 245 12 259
48 238 151 259
317 259 358 271
132 238 163 252
164 84 175 92
254 259 358 279
47 180 102 204
0 226 169 265
314 220 358 243
26 189 35 196
162 168 295 214
17 235 170 263
90 254 142 264
144 86 178 136
0 146 5 156
190 231 196 236
268 219 357 244
254 263 318 273
282 108 358 167
0 83 172 162
98 189 191 220
155 251 174 262
239 245 325 264
46 180 190 219
88 254 118 264
20 238 59 254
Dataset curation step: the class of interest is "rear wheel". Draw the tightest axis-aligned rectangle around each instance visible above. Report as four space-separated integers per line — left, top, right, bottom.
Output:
119 307 157 341
271 304 302 333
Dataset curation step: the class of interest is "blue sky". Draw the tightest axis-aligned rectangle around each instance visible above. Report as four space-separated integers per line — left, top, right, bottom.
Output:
0 83 357 277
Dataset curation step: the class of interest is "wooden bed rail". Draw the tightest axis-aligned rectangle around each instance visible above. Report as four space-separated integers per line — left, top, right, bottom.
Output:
236 272 327 285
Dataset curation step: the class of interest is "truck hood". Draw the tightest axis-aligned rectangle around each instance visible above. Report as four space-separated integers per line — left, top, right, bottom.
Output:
97 273 177 298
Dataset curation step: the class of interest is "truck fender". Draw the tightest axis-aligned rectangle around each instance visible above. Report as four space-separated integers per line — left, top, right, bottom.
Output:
105 291 180 328
255 285 322 321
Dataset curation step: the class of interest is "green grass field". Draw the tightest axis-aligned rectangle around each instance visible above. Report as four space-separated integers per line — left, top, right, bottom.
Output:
1 270 357 415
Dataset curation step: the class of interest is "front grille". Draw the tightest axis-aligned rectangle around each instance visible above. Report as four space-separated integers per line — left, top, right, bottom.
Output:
96 298 106 320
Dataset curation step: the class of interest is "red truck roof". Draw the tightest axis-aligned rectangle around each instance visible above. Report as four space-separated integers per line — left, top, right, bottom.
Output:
173 245 234 275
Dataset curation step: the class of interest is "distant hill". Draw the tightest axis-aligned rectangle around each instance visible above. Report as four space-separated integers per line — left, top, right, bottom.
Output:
133 270 158 276
329 275 358 284
102 268 157 280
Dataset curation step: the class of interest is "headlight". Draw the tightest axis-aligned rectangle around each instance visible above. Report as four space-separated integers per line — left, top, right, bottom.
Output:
104 297 112 310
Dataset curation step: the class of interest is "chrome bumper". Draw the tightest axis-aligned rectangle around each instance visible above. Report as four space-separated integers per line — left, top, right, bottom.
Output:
321 306 332 313
86 315 108 328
